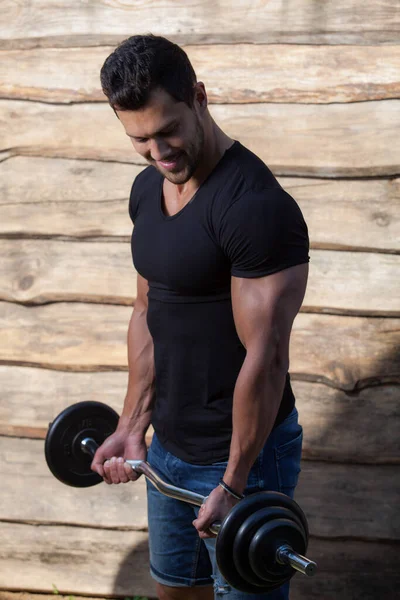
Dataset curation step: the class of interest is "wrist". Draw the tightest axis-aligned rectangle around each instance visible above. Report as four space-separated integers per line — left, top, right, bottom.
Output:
116 417 148 440
219 479 245 500
222 465 251 495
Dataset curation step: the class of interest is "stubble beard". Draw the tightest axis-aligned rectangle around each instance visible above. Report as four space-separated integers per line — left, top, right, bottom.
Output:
156 118 205 185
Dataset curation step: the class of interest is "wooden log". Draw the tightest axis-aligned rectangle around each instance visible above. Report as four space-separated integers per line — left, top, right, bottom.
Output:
290 313 400 390
291 537 400 600
0 524 397 598
0 239 137 305
0 366 127 434
2 45 400 104
0 437 148 529
0 303 399 390
292 381 400 464
1 0 399 48
282 176 400 253
2 99 400 177
0 155 139 205
1 238 399 315
0 521 155 596
295 462 400 540
2 157 399 253
0 528 398 600
0 366 398 464
0 537 398 599
1 436 399 539
303 250 400 316
0 302 132 371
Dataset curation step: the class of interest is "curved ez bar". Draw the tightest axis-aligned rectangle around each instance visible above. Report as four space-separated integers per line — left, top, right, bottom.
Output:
82 439 316 576
126 460 221 536
127 459 205 508
126 460 316 573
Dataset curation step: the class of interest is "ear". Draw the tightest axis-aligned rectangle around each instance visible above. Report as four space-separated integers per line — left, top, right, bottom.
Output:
193 82 208 110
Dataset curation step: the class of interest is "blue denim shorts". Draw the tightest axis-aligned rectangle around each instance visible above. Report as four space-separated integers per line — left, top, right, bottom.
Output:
146 407 303 599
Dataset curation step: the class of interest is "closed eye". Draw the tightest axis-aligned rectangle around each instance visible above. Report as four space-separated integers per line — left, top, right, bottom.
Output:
128 123 179 143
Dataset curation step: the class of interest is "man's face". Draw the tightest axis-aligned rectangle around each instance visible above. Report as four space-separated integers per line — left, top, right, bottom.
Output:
116 87 205 185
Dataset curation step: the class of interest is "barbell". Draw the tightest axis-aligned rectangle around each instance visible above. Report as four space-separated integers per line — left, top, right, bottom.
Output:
44 401 317 594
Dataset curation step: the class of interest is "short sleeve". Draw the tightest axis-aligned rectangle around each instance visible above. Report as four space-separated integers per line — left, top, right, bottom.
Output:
218 188 309 278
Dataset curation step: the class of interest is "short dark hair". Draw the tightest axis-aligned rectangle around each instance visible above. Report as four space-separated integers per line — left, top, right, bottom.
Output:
100 34 197 111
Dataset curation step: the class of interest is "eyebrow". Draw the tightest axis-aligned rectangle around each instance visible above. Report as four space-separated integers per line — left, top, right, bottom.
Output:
126 119 179 139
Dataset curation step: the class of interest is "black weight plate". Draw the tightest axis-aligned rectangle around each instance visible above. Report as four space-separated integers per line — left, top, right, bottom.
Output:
233 506 305 586
45 401 119 487
216 491 308 593
249 519 307 582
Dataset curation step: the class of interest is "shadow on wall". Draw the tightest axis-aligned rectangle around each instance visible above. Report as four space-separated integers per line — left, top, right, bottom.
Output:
113 375 400 598
113 538 156 598
293 381 400 465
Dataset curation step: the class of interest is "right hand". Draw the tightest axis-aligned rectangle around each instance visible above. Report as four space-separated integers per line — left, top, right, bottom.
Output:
91 429 147 485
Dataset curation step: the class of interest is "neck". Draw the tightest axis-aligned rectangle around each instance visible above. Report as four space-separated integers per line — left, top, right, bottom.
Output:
175 118 234 197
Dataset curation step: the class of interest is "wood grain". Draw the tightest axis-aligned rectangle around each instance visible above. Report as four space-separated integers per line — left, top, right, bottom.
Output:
2 45 399 104
0 239 137 305
0 366 127 432
2 157 399 253
0 521 155 596
0 303 399 390
290 313 400 390
1 239 399 315
282 176 400 253
292 381 400 464
295 461 400 540
0 538 398 599
2 99 400 177
0 366 398 464
1 0 399 48
303 250 400 315
0 437 148 529
291 537 400 600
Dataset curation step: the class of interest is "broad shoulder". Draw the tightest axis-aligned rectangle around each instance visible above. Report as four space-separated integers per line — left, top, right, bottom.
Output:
212 142 283 218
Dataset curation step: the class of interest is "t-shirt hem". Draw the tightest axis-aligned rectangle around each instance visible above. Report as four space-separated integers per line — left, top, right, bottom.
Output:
231 257 309 279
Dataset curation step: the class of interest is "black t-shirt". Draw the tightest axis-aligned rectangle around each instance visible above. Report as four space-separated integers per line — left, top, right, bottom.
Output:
129 141 309 464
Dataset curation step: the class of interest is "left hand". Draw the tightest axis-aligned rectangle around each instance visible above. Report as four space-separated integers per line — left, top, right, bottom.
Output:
192 485 241 539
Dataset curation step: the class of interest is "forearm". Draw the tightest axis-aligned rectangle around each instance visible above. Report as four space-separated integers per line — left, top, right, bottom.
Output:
223 349 288 493
118 304 156 438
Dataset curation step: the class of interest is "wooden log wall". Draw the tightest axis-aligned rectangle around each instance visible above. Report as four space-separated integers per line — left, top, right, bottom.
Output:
1 2 399 599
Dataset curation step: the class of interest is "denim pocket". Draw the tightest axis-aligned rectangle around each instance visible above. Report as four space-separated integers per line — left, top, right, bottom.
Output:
275 430 303 498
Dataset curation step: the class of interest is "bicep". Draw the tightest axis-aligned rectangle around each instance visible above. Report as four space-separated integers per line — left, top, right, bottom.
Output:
231 263 308 352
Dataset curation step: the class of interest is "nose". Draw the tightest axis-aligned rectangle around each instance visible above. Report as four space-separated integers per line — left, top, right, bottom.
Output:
150 138 171 162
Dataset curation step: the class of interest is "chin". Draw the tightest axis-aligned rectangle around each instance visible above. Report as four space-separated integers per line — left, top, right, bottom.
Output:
164 172 191 184
160 163 194 185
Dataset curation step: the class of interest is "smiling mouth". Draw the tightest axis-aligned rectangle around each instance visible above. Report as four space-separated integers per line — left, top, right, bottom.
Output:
157 154 183 170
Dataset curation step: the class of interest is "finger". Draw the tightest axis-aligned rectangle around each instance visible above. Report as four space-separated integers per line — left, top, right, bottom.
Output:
124 462 139 481
103 459 117 484
101 466 112 484
192 514 211 532
92 460 113 484
193 517 216 539
109 456 123 484
198 530 216 539
91 449 106 477
116 457 130 483
91 461 105 478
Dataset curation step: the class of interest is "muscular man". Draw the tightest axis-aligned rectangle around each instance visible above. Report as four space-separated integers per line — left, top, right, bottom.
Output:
92 34 309 600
